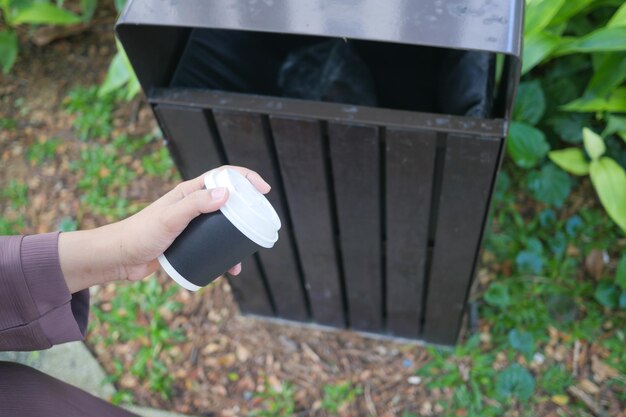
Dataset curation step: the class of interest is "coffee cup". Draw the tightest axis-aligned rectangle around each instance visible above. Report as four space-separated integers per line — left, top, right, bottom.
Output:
158 168 281 291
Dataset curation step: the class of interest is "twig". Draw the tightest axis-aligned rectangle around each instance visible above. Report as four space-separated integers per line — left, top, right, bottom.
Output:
365 383 378 417
567 386 608 417
573 339 581 377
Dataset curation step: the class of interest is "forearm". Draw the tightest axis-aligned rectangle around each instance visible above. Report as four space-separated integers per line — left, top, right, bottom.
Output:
58 224 124 293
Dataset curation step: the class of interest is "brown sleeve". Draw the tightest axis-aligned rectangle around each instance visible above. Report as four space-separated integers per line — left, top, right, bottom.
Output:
0 232 89 351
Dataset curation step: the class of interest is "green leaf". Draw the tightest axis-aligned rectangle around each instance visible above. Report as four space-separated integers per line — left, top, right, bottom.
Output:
507 122 550 169
12 3 82 25
607 2 626 28
562 88 626 112
616 254 626 290
589 157 626 233
583 128 606 160
549 148 589 175
556 27 626 55
550 0 594 26
114 0 127 13
522 32 563 75
484 282 510 308
620 291 626 310
508 330 535 357
496 364 535 402
548 113 587 144
516 250 544 274
80 0 97 21
524 0 566 36
584 53 626 98
603 114 626 138
513 81 546 125
527 163 572 207
99 51 130 97
0 30 18 74
594 281 619 308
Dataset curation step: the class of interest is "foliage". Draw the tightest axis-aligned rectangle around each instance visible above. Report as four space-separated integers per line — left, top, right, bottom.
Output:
0 0 91 73
26 137 61 166
64 85 123 141
321 381 362 414
507 0 626 234
252 381 297 417
98 0 141 101
90 278 185 400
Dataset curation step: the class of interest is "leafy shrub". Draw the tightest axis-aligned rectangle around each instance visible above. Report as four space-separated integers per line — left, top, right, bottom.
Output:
507 0 626 233
0 0 91 73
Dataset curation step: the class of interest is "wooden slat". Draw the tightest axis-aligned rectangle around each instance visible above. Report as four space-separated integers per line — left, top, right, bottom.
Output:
385 128 437 338
154 104 273 317
328 123 382 332
270 117 345 327
422 134 501 345
213 110 309 321
153 105 218 179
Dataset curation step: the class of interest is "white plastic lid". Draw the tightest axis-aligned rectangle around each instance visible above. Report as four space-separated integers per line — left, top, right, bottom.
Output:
205 168 281 248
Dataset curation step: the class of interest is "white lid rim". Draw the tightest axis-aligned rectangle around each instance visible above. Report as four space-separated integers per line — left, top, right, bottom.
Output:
158 254 201 291
205 169 280 248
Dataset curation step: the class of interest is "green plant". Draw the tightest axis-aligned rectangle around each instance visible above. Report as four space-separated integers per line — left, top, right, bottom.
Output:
0 117 17 130
417 336 502 417
550 128 626 234
26 137 61 165
506 0 626 230
99 0 140 101
252 380 297 417
2 180 28 208
64 85 122 140
495 364 535 403
70 143 137 220
91 278 184 399
321 382 362 414
0 0 92 73
540 365 573 395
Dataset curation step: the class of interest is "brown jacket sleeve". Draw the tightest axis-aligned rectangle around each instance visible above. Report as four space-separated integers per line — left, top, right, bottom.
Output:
0 232 89 351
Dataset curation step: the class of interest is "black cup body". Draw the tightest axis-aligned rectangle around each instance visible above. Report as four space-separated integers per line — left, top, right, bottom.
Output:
162 210 260 287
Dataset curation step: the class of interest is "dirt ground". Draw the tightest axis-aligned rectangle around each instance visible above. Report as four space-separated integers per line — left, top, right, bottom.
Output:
1 6 624 417
0 8 441 417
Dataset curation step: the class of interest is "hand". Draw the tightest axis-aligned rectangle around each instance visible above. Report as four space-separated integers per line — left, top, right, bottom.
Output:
58 166 271 293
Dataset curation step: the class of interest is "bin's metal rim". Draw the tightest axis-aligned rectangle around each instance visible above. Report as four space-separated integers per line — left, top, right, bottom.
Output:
149 88 507 138
118 0 523 58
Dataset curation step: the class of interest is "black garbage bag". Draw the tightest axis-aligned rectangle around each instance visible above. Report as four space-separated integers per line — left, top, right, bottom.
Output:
171 28 494 118
278 40 378 106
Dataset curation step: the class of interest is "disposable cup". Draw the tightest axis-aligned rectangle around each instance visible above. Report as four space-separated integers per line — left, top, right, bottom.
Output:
158 168 281 291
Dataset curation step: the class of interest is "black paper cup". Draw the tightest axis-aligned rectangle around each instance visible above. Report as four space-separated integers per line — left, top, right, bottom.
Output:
158 168 281 291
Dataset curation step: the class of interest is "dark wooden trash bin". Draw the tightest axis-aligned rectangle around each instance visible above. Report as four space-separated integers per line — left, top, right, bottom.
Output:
117 0 523 345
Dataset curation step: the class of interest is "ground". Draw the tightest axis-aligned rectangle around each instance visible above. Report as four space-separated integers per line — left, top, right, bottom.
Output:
1 4 625 417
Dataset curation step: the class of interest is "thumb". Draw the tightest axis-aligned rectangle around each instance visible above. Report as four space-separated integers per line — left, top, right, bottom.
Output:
160 187 228 235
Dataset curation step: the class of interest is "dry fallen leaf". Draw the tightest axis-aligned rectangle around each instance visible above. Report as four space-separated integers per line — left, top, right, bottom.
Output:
585 249 607 280
579 379 600 396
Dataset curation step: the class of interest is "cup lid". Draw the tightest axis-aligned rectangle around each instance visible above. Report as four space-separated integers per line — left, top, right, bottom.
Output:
205 168 281 248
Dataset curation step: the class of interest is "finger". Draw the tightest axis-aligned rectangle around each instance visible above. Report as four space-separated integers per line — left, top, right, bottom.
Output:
223 166 271 194
227 263 242 276
155 166 271 208
159 187 228 235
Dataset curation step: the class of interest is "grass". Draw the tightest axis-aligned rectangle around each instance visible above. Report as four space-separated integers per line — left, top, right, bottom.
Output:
321 381 362 414
27 137 61 166
53 80 626 414
90 277 185 401
412 169 626 416
252 381 297 417
64 86 123 141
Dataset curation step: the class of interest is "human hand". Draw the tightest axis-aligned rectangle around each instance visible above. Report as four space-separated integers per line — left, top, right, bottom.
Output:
58 166 271 293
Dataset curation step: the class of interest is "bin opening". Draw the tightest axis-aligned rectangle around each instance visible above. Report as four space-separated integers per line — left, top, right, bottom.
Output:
170 29 496 119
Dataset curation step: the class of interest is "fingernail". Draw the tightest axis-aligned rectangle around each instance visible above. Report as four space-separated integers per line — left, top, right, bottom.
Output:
211 187 226 199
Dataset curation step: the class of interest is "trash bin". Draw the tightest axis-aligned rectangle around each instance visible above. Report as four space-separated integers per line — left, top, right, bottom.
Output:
117 0 523 345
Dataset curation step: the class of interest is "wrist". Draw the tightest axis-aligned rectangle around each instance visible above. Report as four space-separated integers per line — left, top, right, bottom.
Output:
58 225 124 293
